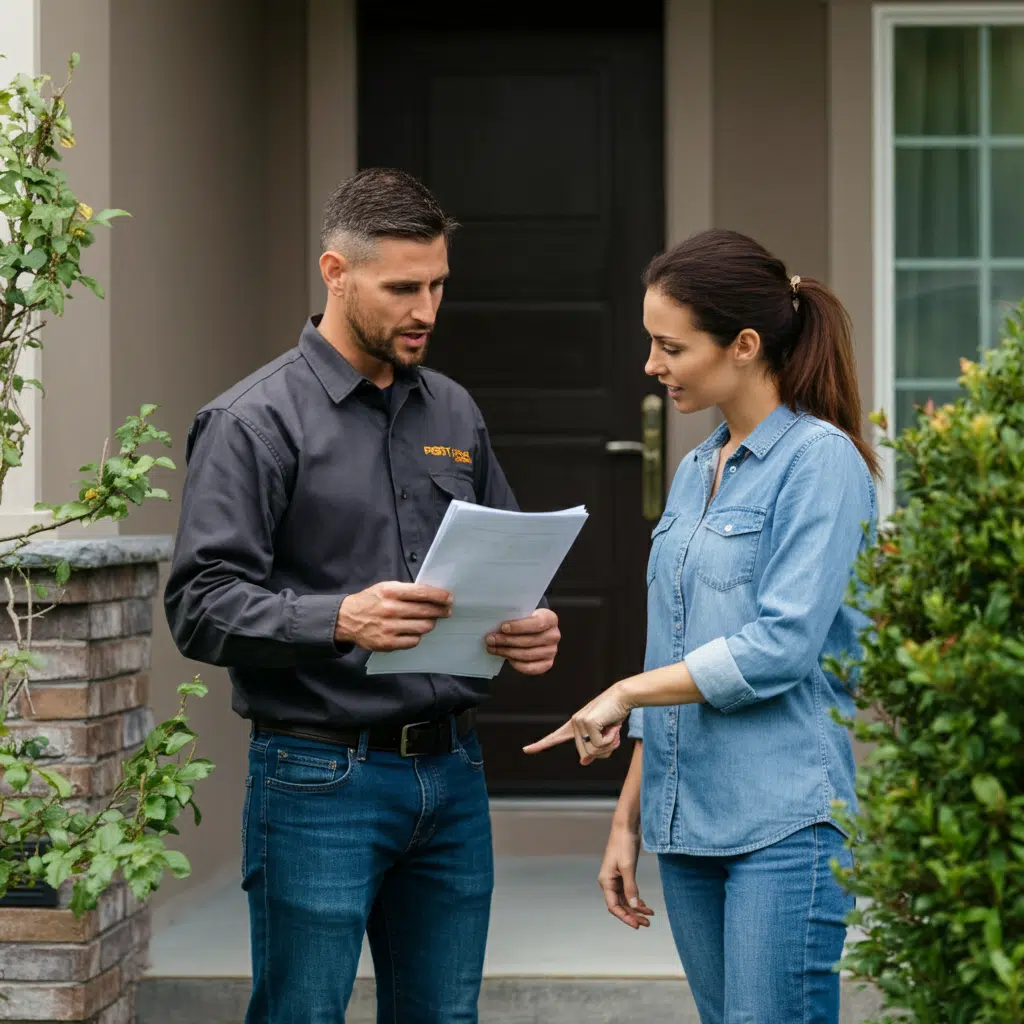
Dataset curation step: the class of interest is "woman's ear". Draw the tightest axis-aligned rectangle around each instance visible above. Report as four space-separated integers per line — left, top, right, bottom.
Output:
732 328 762 366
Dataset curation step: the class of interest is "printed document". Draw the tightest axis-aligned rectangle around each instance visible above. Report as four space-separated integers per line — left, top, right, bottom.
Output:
365 500 588 678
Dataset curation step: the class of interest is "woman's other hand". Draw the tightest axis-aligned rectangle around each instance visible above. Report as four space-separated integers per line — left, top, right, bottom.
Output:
521 681 634 764
599 823 654 929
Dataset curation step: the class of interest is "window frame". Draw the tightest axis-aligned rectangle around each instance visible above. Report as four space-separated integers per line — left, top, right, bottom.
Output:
873 3 1024 516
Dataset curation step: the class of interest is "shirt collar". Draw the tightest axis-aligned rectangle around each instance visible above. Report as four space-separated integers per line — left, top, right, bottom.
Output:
693 404 804 461
298 315 430 404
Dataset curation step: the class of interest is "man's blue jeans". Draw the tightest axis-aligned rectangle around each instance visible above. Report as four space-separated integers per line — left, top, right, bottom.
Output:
242 723 494 1023
658 823 855 1023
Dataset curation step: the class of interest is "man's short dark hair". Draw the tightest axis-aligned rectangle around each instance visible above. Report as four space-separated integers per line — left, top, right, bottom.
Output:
319 168 458 258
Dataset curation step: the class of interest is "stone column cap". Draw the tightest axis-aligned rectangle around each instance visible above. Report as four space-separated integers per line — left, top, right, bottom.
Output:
0 535 174 569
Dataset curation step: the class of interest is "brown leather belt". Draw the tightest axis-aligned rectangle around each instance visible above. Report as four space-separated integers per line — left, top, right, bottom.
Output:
253 708 477 758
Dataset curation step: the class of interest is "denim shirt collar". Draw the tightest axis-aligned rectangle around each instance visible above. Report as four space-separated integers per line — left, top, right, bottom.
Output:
694 403 804 462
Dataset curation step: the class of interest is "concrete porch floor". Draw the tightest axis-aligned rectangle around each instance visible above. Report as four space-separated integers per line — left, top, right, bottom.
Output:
143 802 880 1022
148 854 686 980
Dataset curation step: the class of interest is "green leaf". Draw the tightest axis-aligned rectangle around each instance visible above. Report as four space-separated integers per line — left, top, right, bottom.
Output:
177 679 208 698
147 487 170 501
78 275 104 298
990 950 1016 988
54 559 70 586
89 208 130 227
34 767 72 798
3 444 22 467
177 759 215 783
70 51 81 70
4 763 29 791
140 403 158 418
154 456 176 470
162 849 192 879
972 774 1007 812
95 821 123 853
143 795 167 821
164 730 194 755
20 248 47 270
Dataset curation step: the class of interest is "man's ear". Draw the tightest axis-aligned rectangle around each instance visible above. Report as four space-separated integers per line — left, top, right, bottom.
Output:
319 250 350 297
733 327 762 366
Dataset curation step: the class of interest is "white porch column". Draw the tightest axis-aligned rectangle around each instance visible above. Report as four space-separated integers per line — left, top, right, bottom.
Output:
0 0 47 535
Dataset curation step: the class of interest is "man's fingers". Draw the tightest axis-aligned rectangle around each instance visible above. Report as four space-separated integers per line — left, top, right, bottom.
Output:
522 720 574 754
385 600 452 620
391 618 438 636
486 628 560 650
498 609 557 635
382 582 453 606
493 645 559 663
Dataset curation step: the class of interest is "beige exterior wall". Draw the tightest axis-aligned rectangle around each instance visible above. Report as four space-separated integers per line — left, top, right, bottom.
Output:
107 0 310 909
712 0 830 281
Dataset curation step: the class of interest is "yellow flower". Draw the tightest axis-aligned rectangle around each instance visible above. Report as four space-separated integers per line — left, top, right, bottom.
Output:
59 134 76 149
932 411 951 433
971 413 993 435
76 202 93 221
83 489 100 501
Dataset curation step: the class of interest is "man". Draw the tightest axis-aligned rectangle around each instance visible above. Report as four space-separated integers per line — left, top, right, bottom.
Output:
164 168 561 1023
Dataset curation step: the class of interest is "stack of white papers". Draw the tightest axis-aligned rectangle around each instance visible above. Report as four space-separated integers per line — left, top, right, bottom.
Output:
365 500 588 678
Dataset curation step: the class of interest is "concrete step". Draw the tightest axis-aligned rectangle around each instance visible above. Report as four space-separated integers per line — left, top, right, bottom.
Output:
137 976 884 1023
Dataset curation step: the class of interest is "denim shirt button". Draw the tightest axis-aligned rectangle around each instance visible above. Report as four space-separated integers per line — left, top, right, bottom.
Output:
724 524 733 533
729 465 737 473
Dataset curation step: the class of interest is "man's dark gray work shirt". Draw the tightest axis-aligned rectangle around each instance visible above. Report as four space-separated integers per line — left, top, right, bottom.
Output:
164 316 521 728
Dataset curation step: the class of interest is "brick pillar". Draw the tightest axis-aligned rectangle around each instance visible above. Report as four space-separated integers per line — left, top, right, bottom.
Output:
0 537 172 1024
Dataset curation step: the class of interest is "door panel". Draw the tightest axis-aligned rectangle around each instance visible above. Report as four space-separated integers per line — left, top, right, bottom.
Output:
359 7 665 794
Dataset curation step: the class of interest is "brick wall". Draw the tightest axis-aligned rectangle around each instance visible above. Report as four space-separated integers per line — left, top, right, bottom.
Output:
0 541 170 1024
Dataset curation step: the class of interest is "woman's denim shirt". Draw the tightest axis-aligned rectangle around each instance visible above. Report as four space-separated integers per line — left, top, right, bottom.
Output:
629 405 877 856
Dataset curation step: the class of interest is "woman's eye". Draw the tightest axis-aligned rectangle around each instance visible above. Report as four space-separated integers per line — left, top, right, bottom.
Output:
662 347 680 356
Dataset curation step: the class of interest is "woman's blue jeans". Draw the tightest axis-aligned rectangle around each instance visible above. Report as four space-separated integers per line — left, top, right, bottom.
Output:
242 724 494 1023
658 823 854 1023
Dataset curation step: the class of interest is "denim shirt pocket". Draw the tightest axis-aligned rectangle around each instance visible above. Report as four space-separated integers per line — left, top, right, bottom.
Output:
647 513 677 586
695 506 766 591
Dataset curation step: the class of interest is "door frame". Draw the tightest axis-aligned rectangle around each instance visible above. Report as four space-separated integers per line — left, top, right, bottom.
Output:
306 0 718 483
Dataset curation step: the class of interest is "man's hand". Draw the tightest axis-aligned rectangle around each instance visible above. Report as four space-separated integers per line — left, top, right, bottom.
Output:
335 582 452 652
485 608 560 676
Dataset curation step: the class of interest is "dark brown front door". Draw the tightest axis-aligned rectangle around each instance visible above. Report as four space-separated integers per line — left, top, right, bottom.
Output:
358 4 665 794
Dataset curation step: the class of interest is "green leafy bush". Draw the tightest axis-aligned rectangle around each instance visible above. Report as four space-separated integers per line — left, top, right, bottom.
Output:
834 307 1024 1022
0 56 213 912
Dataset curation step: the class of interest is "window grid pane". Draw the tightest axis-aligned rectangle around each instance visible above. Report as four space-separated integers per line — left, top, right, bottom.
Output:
891 20 1024 451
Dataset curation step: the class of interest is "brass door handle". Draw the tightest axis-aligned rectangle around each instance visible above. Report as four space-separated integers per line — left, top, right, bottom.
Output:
603 394 664 520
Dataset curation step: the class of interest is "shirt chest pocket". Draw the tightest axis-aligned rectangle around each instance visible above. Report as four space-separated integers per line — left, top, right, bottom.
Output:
695 507 766 591
647 513 678 586
429 469 476 520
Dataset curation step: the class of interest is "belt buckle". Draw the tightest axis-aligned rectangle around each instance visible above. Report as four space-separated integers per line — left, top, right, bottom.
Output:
400 720 431 757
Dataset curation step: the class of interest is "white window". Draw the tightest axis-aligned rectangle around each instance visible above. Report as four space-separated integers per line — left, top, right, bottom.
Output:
874 4 1024 512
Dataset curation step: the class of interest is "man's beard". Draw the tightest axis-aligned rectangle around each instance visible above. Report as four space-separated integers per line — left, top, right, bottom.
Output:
346 296 429 370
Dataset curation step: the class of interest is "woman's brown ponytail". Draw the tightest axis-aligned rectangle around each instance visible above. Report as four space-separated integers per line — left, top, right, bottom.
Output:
644 229 880 478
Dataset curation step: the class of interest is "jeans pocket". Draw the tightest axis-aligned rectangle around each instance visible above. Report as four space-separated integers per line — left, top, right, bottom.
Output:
266 744 355 793
241 775 254 880
456 731 485 772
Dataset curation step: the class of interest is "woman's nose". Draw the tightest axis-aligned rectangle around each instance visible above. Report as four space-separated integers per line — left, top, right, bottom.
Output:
644 355 661 377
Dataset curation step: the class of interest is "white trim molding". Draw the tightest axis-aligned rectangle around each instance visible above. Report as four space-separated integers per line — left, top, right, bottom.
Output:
872 2 1024 517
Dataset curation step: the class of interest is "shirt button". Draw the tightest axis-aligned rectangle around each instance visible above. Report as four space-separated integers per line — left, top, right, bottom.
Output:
674 623 681 631
729 466 737 474
400 489 409 500
409 552 418 563
724 524 733 533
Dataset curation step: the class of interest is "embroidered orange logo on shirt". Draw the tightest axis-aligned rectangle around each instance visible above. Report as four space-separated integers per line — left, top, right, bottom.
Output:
424 445 472 465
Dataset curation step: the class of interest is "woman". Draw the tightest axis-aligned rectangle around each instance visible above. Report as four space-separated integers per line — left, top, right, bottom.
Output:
522 229 879 1023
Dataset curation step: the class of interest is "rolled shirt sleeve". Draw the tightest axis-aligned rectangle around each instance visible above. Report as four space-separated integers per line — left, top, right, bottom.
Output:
687 433 874 713
627 707 644 740
164 409 349 668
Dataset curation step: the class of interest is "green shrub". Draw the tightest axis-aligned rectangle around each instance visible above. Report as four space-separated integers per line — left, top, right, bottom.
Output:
834 306 1024 1022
